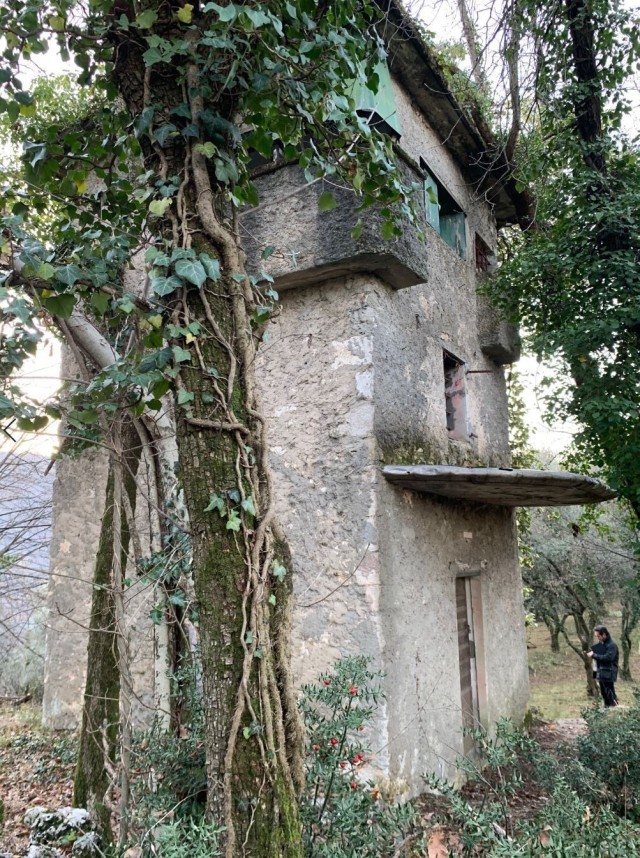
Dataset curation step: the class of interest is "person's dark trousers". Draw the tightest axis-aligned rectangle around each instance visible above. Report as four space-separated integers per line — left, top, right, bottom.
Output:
599 680 618 707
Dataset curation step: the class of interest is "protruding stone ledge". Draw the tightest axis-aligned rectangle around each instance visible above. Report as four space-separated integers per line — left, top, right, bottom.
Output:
383 464 617 507
476 293 521 365
241 163 430 292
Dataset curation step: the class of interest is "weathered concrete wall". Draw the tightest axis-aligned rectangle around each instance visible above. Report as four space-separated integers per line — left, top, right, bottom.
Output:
42 446 108 729
255 265 528 791
377 486 527 785
256 275 391 768
42 435 157 730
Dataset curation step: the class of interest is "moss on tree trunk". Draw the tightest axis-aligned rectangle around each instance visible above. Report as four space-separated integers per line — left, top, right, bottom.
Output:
74 418 141 839
174 280 303 856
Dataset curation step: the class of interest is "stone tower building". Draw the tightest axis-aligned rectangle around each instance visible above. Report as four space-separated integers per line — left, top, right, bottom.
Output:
43 6 615 790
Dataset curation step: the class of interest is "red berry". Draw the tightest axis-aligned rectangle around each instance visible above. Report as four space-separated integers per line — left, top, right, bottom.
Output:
349 686 357 696
340 761 347 769
324 679 331 686
352 756 359 764
358 725 365 731
357 752 364 760
350 781 357 790
330 737 338 746
313 744 320 752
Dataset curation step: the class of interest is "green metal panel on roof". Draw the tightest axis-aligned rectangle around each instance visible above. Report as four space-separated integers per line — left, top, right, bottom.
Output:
352 60 402 136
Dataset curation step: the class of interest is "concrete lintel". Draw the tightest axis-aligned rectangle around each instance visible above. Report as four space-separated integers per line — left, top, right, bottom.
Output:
383 464 617 507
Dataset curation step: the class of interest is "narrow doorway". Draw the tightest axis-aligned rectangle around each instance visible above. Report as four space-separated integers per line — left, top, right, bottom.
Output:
455 575 485 751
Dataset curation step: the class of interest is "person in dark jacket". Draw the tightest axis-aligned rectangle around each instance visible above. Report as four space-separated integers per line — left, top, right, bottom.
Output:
588 625 619 707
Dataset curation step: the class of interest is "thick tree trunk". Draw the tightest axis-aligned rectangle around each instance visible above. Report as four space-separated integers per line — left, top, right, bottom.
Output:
74 418 141 839
109 19 305 855
174 276 303 857
565 0 605 174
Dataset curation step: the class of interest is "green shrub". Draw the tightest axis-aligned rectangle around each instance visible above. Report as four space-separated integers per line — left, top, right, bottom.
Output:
426 719 640 856
128 659 207 854
300 656 421 857
152 817 223 858
575 688 640 819
128 656 421 857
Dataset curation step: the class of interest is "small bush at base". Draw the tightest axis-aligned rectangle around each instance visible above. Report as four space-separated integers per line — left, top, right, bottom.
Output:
300 656 422 857
426 718 640 856
152 817 223 858
575 688 640 819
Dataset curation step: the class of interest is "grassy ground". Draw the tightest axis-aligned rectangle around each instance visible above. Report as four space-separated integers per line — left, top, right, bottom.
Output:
527 614 640 719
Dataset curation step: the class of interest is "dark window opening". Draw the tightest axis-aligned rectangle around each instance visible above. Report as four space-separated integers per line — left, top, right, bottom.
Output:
475 234 495 274
421 160 467 260
444 351 468 440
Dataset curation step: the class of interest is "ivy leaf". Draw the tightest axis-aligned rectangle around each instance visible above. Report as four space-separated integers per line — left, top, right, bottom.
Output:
43 293 76 319
16 415 48 432
244 8 270 27
176 4 194 23
154 123 178 145
175 258 207 287
226 509 241 531
169 590 186 607
136 9 157 28
318 190 337 212
194 142 216 158
199 253 221 280
204 493 225 514
151 274 182 297
55 264 83 286
381 219 396 240
172 345 192 363
149 198 172 216
149 604 164 625
241 496 257 517
214 157 239 184
36 262 55 281
90 292 110 315
177 388 194 407
272 561 286 581
203 2 238 22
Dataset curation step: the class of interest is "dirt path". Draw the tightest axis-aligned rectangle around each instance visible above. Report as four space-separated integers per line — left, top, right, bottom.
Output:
531 717 588 749
0 707 76 857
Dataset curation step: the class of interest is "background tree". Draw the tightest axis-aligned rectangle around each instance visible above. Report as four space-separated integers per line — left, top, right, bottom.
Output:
524 501 639 694
482 0 640 518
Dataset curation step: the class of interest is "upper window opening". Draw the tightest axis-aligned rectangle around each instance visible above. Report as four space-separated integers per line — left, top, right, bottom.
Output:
475 234 495 274
443 351 468 440
352 60 402 138
421 161 467 260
